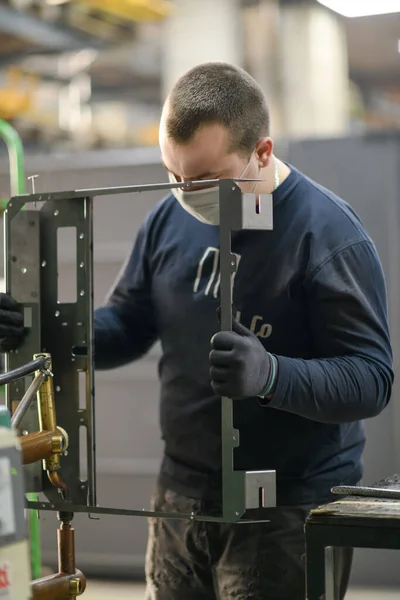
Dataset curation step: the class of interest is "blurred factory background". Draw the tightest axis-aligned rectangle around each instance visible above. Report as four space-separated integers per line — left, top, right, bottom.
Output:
0 0 398 154
0 0 400 598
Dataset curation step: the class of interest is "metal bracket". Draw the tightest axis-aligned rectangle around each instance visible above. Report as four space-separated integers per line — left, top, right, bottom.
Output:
218 180 276 521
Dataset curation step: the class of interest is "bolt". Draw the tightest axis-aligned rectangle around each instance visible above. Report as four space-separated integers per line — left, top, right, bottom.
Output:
28 175 39 194
69 577 81 595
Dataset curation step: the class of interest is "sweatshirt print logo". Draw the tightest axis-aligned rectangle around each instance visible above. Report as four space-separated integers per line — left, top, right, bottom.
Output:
193 246 241 299
193 246 272 339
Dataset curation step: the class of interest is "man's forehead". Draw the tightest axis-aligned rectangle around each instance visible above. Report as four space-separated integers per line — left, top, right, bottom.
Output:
160 123 234 178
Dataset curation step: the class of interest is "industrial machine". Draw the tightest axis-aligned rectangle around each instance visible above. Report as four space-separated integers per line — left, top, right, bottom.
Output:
0 405 31 600
2 175 277 597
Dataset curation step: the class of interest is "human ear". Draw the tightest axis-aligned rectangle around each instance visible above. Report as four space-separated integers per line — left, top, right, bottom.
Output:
256 137 273 168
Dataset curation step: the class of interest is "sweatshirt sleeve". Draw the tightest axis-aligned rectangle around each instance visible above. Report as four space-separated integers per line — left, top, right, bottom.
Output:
94 222 157 370
268 240 394 423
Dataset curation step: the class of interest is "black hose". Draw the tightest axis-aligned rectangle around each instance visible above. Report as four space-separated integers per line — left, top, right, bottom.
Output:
0 356 49 386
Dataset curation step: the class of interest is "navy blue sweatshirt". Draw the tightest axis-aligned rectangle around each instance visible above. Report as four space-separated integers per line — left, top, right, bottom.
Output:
95 166 393 505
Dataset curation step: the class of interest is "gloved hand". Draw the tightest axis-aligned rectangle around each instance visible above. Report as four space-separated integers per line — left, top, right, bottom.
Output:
0 293 25 352
209 317 273 399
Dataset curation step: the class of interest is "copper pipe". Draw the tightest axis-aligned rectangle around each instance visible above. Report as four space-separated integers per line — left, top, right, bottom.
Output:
58 519 75 574
48 470 67 490
31 570 86 600
20 430 54 465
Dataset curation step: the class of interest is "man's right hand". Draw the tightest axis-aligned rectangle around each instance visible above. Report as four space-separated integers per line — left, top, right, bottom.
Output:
0 293 25 352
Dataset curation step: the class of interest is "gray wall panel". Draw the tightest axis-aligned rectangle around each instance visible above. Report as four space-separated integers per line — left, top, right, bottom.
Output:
287 133 400 587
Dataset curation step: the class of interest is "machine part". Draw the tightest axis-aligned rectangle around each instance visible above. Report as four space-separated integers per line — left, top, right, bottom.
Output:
0 407 32 600
11 369 47 429
30 510 86 600
5 208 42 494
34 354 68 494
218 180 276 521
57 513 75 575
31 570 86 600
0 357 49 387
20 428 69 466
245 470 276 510
26 499 272 523
52 427 69 454
0 118 42 580
6 177 275 523
20 430 55 465
35 354 57 432
5 192 94 507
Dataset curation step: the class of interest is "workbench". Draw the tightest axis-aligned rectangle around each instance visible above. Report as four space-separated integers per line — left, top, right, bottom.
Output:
305 475 400 600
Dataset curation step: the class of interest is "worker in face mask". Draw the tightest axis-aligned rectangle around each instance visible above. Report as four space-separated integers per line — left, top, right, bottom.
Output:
167 146 279 226
0 62 393 600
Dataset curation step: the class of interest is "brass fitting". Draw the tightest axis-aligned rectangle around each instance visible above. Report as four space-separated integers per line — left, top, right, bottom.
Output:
69 577 82 596
52 427 69 455
34 353 57 433
33 353 67 493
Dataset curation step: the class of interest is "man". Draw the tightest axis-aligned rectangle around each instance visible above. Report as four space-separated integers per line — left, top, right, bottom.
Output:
0 63 393 599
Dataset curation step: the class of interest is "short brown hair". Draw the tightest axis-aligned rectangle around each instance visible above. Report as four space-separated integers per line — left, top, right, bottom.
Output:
165 62 269 156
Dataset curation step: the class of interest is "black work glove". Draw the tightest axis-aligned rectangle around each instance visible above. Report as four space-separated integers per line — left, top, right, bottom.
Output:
209 317 272 399
0 293 25 352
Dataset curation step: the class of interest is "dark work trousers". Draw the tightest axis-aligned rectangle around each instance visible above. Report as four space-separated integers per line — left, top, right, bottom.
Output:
145 486 353 600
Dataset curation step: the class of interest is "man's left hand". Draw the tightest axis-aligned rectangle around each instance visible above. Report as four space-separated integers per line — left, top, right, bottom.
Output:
209 319 272 398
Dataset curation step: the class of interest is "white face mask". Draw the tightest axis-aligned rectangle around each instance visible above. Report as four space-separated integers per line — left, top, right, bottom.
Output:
168 155 254 226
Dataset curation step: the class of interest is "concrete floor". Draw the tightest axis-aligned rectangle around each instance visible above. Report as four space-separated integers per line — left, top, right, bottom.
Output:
84 581 399 599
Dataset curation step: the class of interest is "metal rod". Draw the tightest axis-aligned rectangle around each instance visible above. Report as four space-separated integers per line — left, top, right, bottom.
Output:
9 177 262 204
85 196 97 507
11 370 47 428
25 500 269 523
325 546 335 600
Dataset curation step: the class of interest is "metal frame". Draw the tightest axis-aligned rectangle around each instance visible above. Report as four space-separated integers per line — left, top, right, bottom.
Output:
5 178 276 523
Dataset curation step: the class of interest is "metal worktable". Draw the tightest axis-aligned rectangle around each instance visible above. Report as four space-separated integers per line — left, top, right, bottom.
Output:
305 474 400 599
